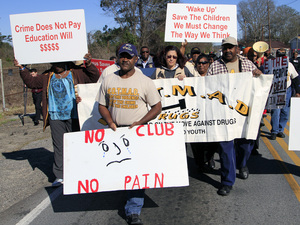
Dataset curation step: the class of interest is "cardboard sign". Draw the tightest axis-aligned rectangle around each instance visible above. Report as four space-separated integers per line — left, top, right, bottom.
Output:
264 56 288 109
77 73 273 142
63 123 189 195
91 59 115 75
10 9 88 64
288 98 300 151
165 3 237 42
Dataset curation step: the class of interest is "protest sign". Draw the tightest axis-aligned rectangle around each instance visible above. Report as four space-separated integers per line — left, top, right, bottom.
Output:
91 59 115 75
264 56 288 109
77 83 107 131
164 3 237 43
10 9 88 64
63 123 189 195
288 98 300 151
77 73 273 142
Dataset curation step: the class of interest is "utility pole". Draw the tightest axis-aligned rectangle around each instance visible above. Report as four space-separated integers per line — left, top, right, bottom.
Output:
267 0 271 49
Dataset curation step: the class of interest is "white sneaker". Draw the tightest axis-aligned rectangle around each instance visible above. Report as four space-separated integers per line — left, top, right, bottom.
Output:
52 178 63 187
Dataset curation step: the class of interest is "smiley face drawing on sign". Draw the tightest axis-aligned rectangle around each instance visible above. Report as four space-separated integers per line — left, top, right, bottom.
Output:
98 134 132 167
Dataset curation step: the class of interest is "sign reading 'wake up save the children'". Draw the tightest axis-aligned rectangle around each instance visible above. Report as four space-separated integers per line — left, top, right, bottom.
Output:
10 9 88 64
164 3 237 42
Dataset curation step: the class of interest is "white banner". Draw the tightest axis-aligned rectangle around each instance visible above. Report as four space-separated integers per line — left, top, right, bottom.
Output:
10 9 88 64
164 3 237 43
264 56 288 109
63 123 189 195
288 98 300 151
77 73 273 142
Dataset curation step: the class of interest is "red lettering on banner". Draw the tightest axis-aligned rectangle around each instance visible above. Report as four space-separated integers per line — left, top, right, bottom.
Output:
154 173 164 188
275 57 281 67
174 22 184 29
78 179 99 193
132 175 141 189
172 14 188 20
282 56 287 67
186 6 205 12
147 124 154 136
165 123 174 136
55 22 67 29
142 174 150 189
124 173 164 190
36 23 53 31
155 124 164 136
136 125 145 136
85 129 105 143
124 176 132 189
171 31 183 38
136 124 174 137
200 32 210 38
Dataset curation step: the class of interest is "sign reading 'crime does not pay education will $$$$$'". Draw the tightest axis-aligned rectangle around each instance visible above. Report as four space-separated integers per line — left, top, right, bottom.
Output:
10 9 88 64
165 3 237 43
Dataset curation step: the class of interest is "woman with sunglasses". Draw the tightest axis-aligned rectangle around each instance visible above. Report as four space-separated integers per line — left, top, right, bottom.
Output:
191 54 218 171
151 45 193 79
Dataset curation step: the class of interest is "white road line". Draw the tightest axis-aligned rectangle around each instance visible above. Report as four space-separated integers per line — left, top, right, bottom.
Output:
16 186 63 225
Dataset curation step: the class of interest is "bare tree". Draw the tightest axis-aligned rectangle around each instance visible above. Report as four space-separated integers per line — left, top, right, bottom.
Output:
100 0 179 49
238 0 299 45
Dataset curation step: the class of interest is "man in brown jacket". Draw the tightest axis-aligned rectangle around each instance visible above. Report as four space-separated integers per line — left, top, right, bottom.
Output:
14 53 100 186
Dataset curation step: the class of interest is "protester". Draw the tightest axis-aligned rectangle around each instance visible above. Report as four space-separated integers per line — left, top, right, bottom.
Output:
190 54 218 170
246 47 265 156
97 43 162 225
208 52 218 64
247 47 265 73
109 56 117 63
151 45 193 79
98 44 142 83
136 46 155 68
207 36 262 196
270 49 300 140
14 53 100 187
290 50 300 73
29 68 42 126
180 39 201 76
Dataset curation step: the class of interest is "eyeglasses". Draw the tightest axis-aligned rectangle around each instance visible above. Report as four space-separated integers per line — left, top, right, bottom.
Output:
198 61 209 65
141 51 149 53
166 55 178 59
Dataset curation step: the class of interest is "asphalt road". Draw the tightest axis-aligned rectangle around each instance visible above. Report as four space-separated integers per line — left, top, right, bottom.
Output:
1 114 300 225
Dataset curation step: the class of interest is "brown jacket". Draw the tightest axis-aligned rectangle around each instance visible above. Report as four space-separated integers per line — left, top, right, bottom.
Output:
20 64 100 131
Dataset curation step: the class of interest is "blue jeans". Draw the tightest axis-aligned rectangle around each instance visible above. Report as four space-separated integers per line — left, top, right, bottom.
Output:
235 138 255 169
271 87 292 134
219 141 236 186
125 189 145 216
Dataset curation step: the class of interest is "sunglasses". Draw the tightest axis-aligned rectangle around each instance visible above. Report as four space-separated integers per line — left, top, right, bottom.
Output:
166 55 178 59
141 51 149 53
198 61 209 65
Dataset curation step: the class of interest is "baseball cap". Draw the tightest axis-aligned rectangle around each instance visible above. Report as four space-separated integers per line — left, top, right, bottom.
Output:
222 36 238 46
118 43 138 57
191 47 201 55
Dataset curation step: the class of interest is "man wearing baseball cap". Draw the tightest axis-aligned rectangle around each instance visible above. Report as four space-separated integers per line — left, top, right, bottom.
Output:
207 36 262 196
97 43 162 224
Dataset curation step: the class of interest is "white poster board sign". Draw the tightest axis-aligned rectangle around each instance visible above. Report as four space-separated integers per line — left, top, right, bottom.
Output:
288 98 300 151
10 9 88 64
165 3 237 42
77 73 273 142
264 56 288 109
63 123 189 195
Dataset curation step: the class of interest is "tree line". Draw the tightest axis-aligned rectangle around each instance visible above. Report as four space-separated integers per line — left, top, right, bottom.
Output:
1 0 299 67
